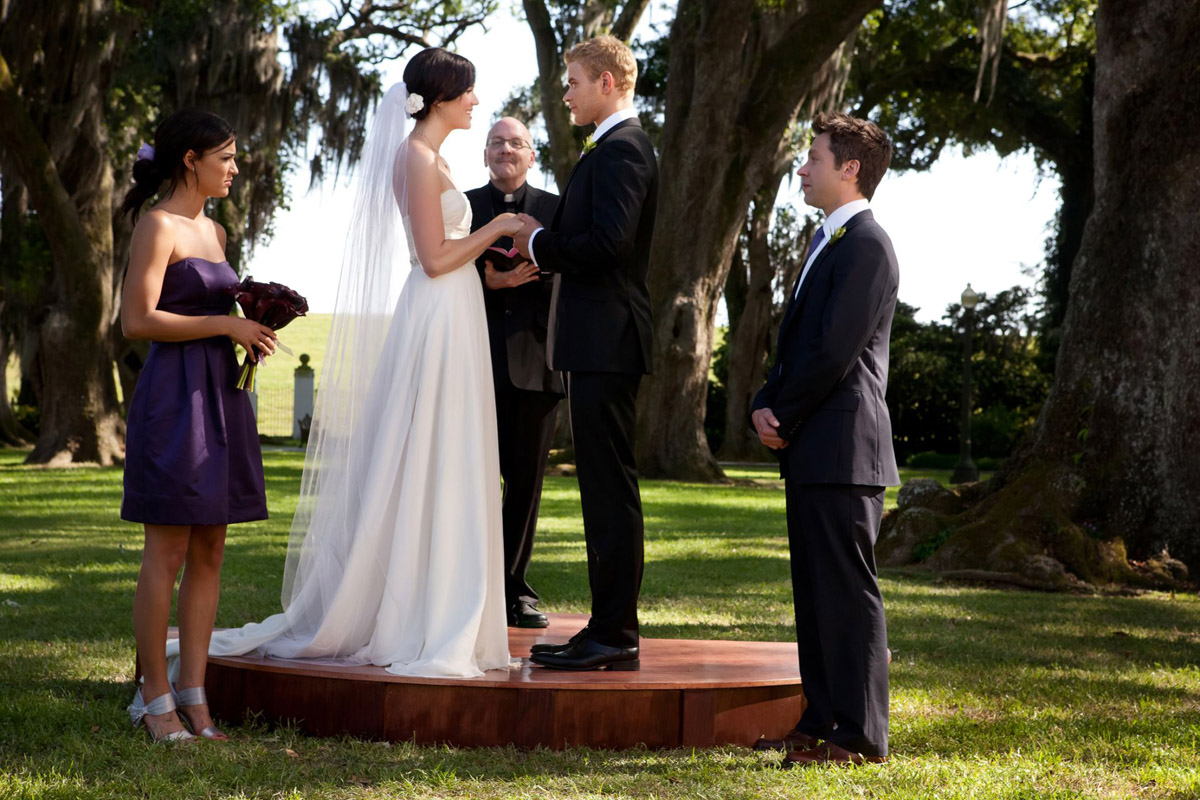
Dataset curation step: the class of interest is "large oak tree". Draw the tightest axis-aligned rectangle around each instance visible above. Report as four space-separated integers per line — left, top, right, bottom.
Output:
883 0 1200 582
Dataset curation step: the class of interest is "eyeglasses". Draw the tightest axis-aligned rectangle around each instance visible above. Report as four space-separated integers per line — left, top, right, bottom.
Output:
487 137 532 151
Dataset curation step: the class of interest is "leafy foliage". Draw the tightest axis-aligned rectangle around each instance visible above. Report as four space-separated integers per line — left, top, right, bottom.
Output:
850 0 1097 359
706 286 1051 463
852 0 1096 169
0 0 492 460
887 288 1052 463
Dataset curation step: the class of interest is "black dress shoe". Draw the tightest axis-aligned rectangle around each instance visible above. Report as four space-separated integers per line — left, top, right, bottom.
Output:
529 625 589 655
752 731 821 752
529 637 639 671
507 602 549 628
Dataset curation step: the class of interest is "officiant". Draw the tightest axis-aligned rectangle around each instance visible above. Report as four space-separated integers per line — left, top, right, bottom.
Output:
467 117 563 629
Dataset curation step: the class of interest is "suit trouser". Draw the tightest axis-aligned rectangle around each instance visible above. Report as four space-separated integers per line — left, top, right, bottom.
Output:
785 482 889 757
494 381 560 607
567 371 644 648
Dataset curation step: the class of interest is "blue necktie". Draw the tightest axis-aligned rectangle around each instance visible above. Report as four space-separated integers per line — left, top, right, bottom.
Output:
805 226 827 261
793 226 827 299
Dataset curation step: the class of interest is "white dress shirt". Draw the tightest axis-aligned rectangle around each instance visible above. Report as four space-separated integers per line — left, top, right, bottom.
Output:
528 107 640 266
793 198 871 298
589 106 639 143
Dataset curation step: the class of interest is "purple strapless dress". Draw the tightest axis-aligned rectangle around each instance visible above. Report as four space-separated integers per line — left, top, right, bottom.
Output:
121 257 268 525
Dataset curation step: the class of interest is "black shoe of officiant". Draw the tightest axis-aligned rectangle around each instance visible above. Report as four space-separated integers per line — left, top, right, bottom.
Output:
529 637 639 671
529 625 590 656
507 602 548 629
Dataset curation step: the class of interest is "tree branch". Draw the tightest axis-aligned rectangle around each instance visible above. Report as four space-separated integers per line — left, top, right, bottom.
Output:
612 0 651 41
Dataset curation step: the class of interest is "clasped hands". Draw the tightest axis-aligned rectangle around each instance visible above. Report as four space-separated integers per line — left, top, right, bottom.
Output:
512 213 541 260
751 408 789 450
483 212 544 290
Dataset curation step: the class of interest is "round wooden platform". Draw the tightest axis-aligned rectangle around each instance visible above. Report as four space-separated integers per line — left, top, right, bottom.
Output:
201 614 805 749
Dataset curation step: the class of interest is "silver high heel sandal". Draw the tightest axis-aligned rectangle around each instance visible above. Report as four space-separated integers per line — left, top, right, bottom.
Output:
173 685 230 740
128 687 195 743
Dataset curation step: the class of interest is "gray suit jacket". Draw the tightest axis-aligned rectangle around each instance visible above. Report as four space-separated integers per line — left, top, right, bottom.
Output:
751 209 901 486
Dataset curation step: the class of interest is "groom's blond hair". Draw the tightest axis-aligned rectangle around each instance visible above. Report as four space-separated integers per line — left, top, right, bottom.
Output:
564 36 638 94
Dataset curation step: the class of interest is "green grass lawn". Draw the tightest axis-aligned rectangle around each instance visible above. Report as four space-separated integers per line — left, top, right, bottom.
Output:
1 449 1197 799
246 313 333 399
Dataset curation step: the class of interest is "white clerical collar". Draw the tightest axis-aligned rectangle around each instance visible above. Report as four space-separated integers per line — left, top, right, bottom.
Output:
822 198 871 239
593 107 638 143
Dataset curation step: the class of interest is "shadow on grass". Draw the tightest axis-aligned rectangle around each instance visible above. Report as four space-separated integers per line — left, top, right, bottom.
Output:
4 448 1200 798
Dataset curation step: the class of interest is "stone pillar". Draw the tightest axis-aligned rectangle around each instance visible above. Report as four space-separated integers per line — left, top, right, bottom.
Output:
293 353 315 440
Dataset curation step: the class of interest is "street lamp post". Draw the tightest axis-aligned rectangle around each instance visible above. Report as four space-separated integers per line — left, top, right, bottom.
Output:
951 284 980 484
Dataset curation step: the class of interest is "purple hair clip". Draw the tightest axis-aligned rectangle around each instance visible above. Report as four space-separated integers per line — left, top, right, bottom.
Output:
136 143 155 163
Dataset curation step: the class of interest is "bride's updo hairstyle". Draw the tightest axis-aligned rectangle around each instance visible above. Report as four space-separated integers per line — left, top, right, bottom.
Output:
121 108 236 221
402 47 475 121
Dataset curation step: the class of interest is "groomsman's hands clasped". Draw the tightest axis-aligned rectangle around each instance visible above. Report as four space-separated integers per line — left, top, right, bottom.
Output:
751 407 789 450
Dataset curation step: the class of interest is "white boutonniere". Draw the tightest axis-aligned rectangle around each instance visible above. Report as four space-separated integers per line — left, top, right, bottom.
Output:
580 135 596 157
829 226 847 245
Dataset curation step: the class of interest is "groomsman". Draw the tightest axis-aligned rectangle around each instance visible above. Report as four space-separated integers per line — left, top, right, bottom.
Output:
750 112 899 766
466 117 564 629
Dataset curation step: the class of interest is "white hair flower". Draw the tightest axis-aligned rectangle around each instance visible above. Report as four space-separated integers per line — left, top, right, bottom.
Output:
405 92 425 117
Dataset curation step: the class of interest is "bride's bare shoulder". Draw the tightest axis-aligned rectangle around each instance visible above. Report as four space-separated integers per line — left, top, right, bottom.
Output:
403 137 438 169
393 138 441 204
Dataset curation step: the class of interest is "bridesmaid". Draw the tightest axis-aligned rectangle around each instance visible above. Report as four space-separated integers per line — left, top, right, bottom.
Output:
119 109 276 742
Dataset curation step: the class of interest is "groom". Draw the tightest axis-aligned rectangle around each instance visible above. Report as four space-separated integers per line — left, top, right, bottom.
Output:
514 35 657 671
750 113 899 766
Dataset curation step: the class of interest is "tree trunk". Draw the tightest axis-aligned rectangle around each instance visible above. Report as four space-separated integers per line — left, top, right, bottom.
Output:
0 327 32 446
886 0 1200 583
636 0 875 480
1038 61 1094 367
0 176 33 445
717 170 786 462
524 0 576 189
1029 0 1200 568
0 5 125 465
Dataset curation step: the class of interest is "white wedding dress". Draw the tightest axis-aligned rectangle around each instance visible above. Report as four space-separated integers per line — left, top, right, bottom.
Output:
167 189 511 679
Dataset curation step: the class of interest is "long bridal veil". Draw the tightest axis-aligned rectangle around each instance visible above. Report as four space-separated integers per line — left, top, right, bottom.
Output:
276 83 412 646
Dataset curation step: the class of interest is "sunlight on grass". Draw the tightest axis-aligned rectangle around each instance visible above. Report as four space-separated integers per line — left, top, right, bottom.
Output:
1 447 1197 799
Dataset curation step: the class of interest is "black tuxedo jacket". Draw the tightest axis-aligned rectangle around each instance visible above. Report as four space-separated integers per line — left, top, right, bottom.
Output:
531 118 657 374
752 209 901 486
467 183 565 395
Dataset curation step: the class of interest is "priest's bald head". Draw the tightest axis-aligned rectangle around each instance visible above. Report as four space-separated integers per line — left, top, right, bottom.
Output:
483 117 536 194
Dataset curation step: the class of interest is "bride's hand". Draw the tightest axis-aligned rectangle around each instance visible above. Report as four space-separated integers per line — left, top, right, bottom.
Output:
495 212 525 236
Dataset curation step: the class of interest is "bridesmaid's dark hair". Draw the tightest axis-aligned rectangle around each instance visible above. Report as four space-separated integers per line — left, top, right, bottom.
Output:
121 108 237 221
403 48 475 121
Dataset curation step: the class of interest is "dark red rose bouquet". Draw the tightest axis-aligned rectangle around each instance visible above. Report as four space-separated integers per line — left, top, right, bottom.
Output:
224 276 309 391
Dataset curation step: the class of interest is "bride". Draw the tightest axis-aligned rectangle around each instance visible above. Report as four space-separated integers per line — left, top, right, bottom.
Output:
167 48 526 682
